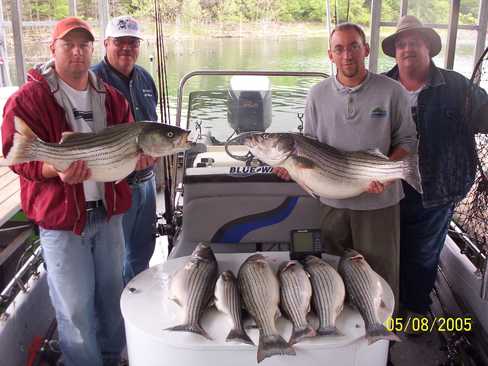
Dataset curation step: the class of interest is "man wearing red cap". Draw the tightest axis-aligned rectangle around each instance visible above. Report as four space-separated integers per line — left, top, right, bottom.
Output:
1 17 139 365
383 15 488 327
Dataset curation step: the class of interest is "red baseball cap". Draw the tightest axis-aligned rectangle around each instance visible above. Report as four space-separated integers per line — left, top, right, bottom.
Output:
51 17 95 42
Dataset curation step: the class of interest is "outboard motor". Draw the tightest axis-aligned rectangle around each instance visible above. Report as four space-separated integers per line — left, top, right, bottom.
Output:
227 76 272 133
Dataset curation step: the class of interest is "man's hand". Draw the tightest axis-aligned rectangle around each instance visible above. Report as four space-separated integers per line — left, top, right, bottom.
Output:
57 161 91 184
135 154 159 171
273 167 291 181
366 180 393 194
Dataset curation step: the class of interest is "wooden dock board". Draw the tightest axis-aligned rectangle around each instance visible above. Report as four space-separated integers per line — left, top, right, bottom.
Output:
0 167 21 228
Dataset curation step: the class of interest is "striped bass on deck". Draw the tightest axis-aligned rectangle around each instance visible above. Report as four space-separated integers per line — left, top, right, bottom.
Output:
278 260 316 345
214 270 254 345
166 243 218 340
242 132 422 199
1 116 191 182
238 254 295 363
304 256 345 336
338 249 401 345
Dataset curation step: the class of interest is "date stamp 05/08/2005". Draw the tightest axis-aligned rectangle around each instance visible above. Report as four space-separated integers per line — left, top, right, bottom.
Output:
384 316 473 333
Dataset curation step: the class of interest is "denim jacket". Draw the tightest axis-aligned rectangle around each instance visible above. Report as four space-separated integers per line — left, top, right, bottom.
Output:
91 57 158 122
385 63 488 208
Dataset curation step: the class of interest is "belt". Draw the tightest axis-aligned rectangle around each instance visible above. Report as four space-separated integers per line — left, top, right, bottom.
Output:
127 171 154 185
85 200 104 212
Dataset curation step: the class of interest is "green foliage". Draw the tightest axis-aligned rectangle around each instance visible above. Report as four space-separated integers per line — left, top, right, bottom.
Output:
29 0 68 20
17 0 484 26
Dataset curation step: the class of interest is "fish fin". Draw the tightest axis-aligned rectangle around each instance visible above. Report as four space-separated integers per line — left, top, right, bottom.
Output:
245 320 258 330
364 148 389 160
164 323 212 340
59 131 96 144
14 116 38 140
380 299 387 309
366 324 401 345
257 334 295 363
170 298 182 307
401 154 423 194
226 328 254 345
275 307 282 319
317 326 342 336
278 260 298 274
2 130 39 165
289 325 316 345
295 179 320 199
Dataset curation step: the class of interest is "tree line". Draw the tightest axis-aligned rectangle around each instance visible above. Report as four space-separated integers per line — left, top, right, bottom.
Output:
3 0 481 26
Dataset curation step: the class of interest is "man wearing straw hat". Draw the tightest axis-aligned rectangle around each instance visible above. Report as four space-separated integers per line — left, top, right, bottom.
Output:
92 16 159 284
383 15 488 324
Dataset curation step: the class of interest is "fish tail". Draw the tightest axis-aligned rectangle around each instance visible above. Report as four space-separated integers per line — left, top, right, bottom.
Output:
402 154 423 194
165 323 212 340
2 131 40 166
366 324 401 345
226 327 254 345
289 324 316 345
317 326 342 336
257 334 296 363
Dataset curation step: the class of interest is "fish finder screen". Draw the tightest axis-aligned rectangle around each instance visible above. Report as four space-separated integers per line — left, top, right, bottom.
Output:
292 232 314 251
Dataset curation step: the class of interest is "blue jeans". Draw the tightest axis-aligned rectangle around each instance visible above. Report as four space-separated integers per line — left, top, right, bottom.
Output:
122 177 157 284
400 183 454 313
40 208 125 366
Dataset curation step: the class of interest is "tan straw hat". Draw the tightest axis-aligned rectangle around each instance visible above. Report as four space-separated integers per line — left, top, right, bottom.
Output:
382 15 442 58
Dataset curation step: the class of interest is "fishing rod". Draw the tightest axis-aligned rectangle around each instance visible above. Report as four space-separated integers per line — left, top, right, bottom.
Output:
154 0 177 250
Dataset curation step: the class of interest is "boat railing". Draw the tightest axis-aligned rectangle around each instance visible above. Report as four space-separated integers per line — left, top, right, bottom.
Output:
449 221 488 301
175 70 329 127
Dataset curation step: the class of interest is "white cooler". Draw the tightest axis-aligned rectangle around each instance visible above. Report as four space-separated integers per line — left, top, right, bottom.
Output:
121 252 394 366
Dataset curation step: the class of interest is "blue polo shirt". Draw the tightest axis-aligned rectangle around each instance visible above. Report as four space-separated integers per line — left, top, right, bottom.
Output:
92 57 158 180
92 57 158 122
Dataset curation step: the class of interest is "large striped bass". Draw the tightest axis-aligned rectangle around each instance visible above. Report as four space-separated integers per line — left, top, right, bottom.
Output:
214 270 254 345
166 243 218 340
242 132 422 199
278 260 316 344
238 254 295 363
304 256 345 336
338 249 401 345
1 116 191 182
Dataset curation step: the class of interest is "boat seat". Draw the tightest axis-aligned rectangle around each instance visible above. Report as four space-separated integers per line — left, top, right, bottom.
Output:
171 181 322 258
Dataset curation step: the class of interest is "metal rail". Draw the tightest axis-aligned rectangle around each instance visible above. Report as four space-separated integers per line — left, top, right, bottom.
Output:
175 70 329 127
449 221 488 301
0 243 42 316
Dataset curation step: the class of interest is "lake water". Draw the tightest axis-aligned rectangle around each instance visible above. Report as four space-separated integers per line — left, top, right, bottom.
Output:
10 28 486 131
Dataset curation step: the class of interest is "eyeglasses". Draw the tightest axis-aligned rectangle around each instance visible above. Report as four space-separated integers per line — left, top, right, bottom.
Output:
57 40 93 52
331 43 363 55
395 38 424 50
111 37 141 48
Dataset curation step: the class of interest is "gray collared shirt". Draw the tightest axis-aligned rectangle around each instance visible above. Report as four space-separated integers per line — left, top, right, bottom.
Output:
304 72 418 210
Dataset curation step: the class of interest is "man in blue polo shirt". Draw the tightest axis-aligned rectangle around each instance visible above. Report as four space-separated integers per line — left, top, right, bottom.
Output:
92 16 158 284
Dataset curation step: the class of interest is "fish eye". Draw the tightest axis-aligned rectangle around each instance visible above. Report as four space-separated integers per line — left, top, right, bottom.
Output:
167 131 174 138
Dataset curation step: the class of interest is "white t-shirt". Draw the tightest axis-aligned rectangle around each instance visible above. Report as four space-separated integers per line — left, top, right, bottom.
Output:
58 79 103 202
406 85 424 122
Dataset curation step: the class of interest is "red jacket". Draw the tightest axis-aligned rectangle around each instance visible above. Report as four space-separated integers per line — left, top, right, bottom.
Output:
2 66 134 234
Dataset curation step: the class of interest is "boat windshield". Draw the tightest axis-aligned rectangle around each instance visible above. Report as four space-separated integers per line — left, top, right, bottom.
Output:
182 74 326 146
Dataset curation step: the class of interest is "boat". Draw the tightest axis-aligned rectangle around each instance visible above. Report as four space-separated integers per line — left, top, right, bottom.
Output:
120 70 488 366
1 10 488 366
